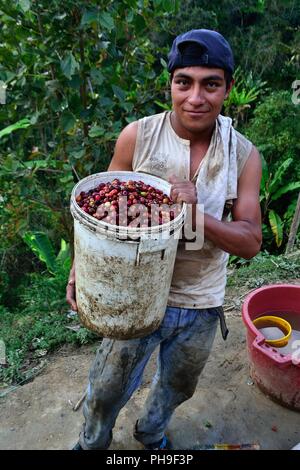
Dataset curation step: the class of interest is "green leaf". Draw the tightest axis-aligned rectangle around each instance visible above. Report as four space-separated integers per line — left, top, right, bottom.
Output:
90 68 104 85
59 174 74 183
69 148 85 159
162 0 175 11
269 158 293 194
160 58 168 68
133 14 146 33
126 10 134 22
112 85 126 101
0 118 31 139
18 0 31 12
1 71 15 83
80 9 99 27
257 0 265 12
60 53 79 80
154 100 171 111
260 154 268 187
272 182 300 201
22 160 56 170
30 112 40 125
99 12 114 31
61 112 76 132
259 154 269 201
268 210 283 247
121 102 134 113
69 75 81 89
88 126 105 138
22 232 57 274
125 116 137 123
125 0 138 7
45 79 60 95
56 239 70 265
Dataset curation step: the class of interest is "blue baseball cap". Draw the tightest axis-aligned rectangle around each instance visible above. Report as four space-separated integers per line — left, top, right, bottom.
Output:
167 29 234 75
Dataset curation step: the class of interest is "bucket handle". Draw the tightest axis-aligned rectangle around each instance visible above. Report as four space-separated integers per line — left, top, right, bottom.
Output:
253 338 292 367
135 246 165 266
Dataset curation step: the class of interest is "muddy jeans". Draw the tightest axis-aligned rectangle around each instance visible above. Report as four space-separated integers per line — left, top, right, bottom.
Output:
79 306 225 449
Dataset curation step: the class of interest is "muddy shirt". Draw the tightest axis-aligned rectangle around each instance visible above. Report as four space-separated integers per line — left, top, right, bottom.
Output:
132 111 253 308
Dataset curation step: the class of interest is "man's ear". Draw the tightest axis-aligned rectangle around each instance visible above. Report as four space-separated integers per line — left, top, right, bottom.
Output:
225 78 235 100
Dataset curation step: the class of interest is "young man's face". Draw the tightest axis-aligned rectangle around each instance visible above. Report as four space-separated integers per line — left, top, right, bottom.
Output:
171 66 233 137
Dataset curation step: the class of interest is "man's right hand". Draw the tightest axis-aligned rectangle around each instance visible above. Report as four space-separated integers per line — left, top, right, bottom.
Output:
66 262 77 311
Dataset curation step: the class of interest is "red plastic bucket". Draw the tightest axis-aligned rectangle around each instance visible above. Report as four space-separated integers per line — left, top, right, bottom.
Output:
242 284 300 411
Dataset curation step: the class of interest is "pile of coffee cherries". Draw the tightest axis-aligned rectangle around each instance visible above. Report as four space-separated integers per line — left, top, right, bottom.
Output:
75 178 180 227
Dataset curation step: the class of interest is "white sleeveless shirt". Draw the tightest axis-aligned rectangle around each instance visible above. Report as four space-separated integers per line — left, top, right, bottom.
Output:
132 111 253 308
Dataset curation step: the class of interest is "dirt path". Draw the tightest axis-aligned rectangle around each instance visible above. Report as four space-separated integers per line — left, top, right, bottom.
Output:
0 315 299 450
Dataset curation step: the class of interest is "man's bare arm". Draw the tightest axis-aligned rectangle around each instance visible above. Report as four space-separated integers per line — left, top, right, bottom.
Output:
66 262 77 310
202 146 262 259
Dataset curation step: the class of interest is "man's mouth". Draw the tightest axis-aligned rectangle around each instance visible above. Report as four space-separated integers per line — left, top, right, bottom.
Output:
184 110 209 116
184 110 208 119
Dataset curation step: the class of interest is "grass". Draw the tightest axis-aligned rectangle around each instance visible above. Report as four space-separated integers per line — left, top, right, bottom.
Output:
0 262 98 387
227 251 300 289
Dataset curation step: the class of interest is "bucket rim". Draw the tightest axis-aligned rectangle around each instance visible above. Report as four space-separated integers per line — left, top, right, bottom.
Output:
70 171 186 238
242 283 300 366
242 283 300 325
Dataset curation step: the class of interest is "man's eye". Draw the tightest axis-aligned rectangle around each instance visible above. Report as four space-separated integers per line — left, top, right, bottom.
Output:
176 79 189 86
207 82 219 88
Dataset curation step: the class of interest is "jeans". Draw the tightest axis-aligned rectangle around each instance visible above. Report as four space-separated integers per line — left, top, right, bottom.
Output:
79 306 224 449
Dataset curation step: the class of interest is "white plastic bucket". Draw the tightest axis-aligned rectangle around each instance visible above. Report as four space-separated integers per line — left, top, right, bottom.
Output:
70 171 186 339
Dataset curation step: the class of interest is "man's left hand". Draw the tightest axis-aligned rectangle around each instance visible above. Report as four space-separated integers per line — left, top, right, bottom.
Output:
169 175 197 204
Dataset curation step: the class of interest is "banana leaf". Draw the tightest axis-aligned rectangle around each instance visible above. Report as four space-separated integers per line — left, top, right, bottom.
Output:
268 210 283 247
22 231 57 274
0 118 31 139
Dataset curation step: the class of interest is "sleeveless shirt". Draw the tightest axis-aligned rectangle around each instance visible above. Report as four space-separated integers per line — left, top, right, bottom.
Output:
132 111 253 308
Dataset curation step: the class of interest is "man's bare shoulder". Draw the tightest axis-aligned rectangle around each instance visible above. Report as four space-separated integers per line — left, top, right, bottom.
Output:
108 113 167 171
234 129 254 178
237 144 262 195
119 120 139 141
242 145 261 170
108 121 138 171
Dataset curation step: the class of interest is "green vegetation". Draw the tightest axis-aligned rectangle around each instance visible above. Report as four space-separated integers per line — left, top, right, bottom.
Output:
0 272 97 386
245 91 300 249
0 233 98 386
0 0 300 385
228 251 300 289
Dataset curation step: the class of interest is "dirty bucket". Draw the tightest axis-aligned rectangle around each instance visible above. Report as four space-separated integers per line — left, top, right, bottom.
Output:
70 171 186 340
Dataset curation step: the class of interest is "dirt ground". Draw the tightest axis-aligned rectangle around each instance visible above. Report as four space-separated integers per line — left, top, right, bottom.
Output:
0 308 299 451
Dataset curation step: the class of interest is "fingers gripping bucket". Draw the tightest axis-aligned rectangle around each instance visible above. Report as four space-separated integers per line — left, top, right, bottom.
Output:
70 171 186 340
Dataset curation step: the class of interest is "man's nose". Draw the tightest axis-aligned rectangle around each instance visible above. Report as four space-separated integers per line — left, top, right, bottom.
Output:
187 86 206 106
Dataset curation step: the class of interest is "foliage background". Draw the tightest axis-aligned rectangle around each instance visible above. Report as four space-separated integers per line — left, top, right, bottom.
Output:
0 0 299 383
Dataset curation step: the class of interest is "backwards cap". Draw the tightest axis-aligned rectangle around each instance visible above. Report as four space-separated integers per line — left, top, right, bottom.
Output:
167 29 234 75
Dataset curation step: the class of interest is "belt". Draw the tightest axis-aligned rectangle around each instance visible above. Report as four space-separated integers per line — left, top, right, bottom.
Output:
216 307 229 340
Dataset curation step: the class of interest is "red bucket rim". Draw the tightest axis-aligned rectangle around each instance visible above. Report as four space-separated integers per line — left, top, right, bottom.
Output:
242 283 300 366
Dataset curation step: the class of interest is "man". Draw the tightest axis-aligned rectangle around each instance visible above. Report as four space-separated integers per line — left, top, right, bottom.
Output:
67 29 262 450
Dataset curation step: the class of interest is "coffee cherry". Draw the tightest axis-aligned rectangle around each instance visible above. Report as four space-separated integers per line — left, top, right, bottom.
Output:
75 179 178 227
